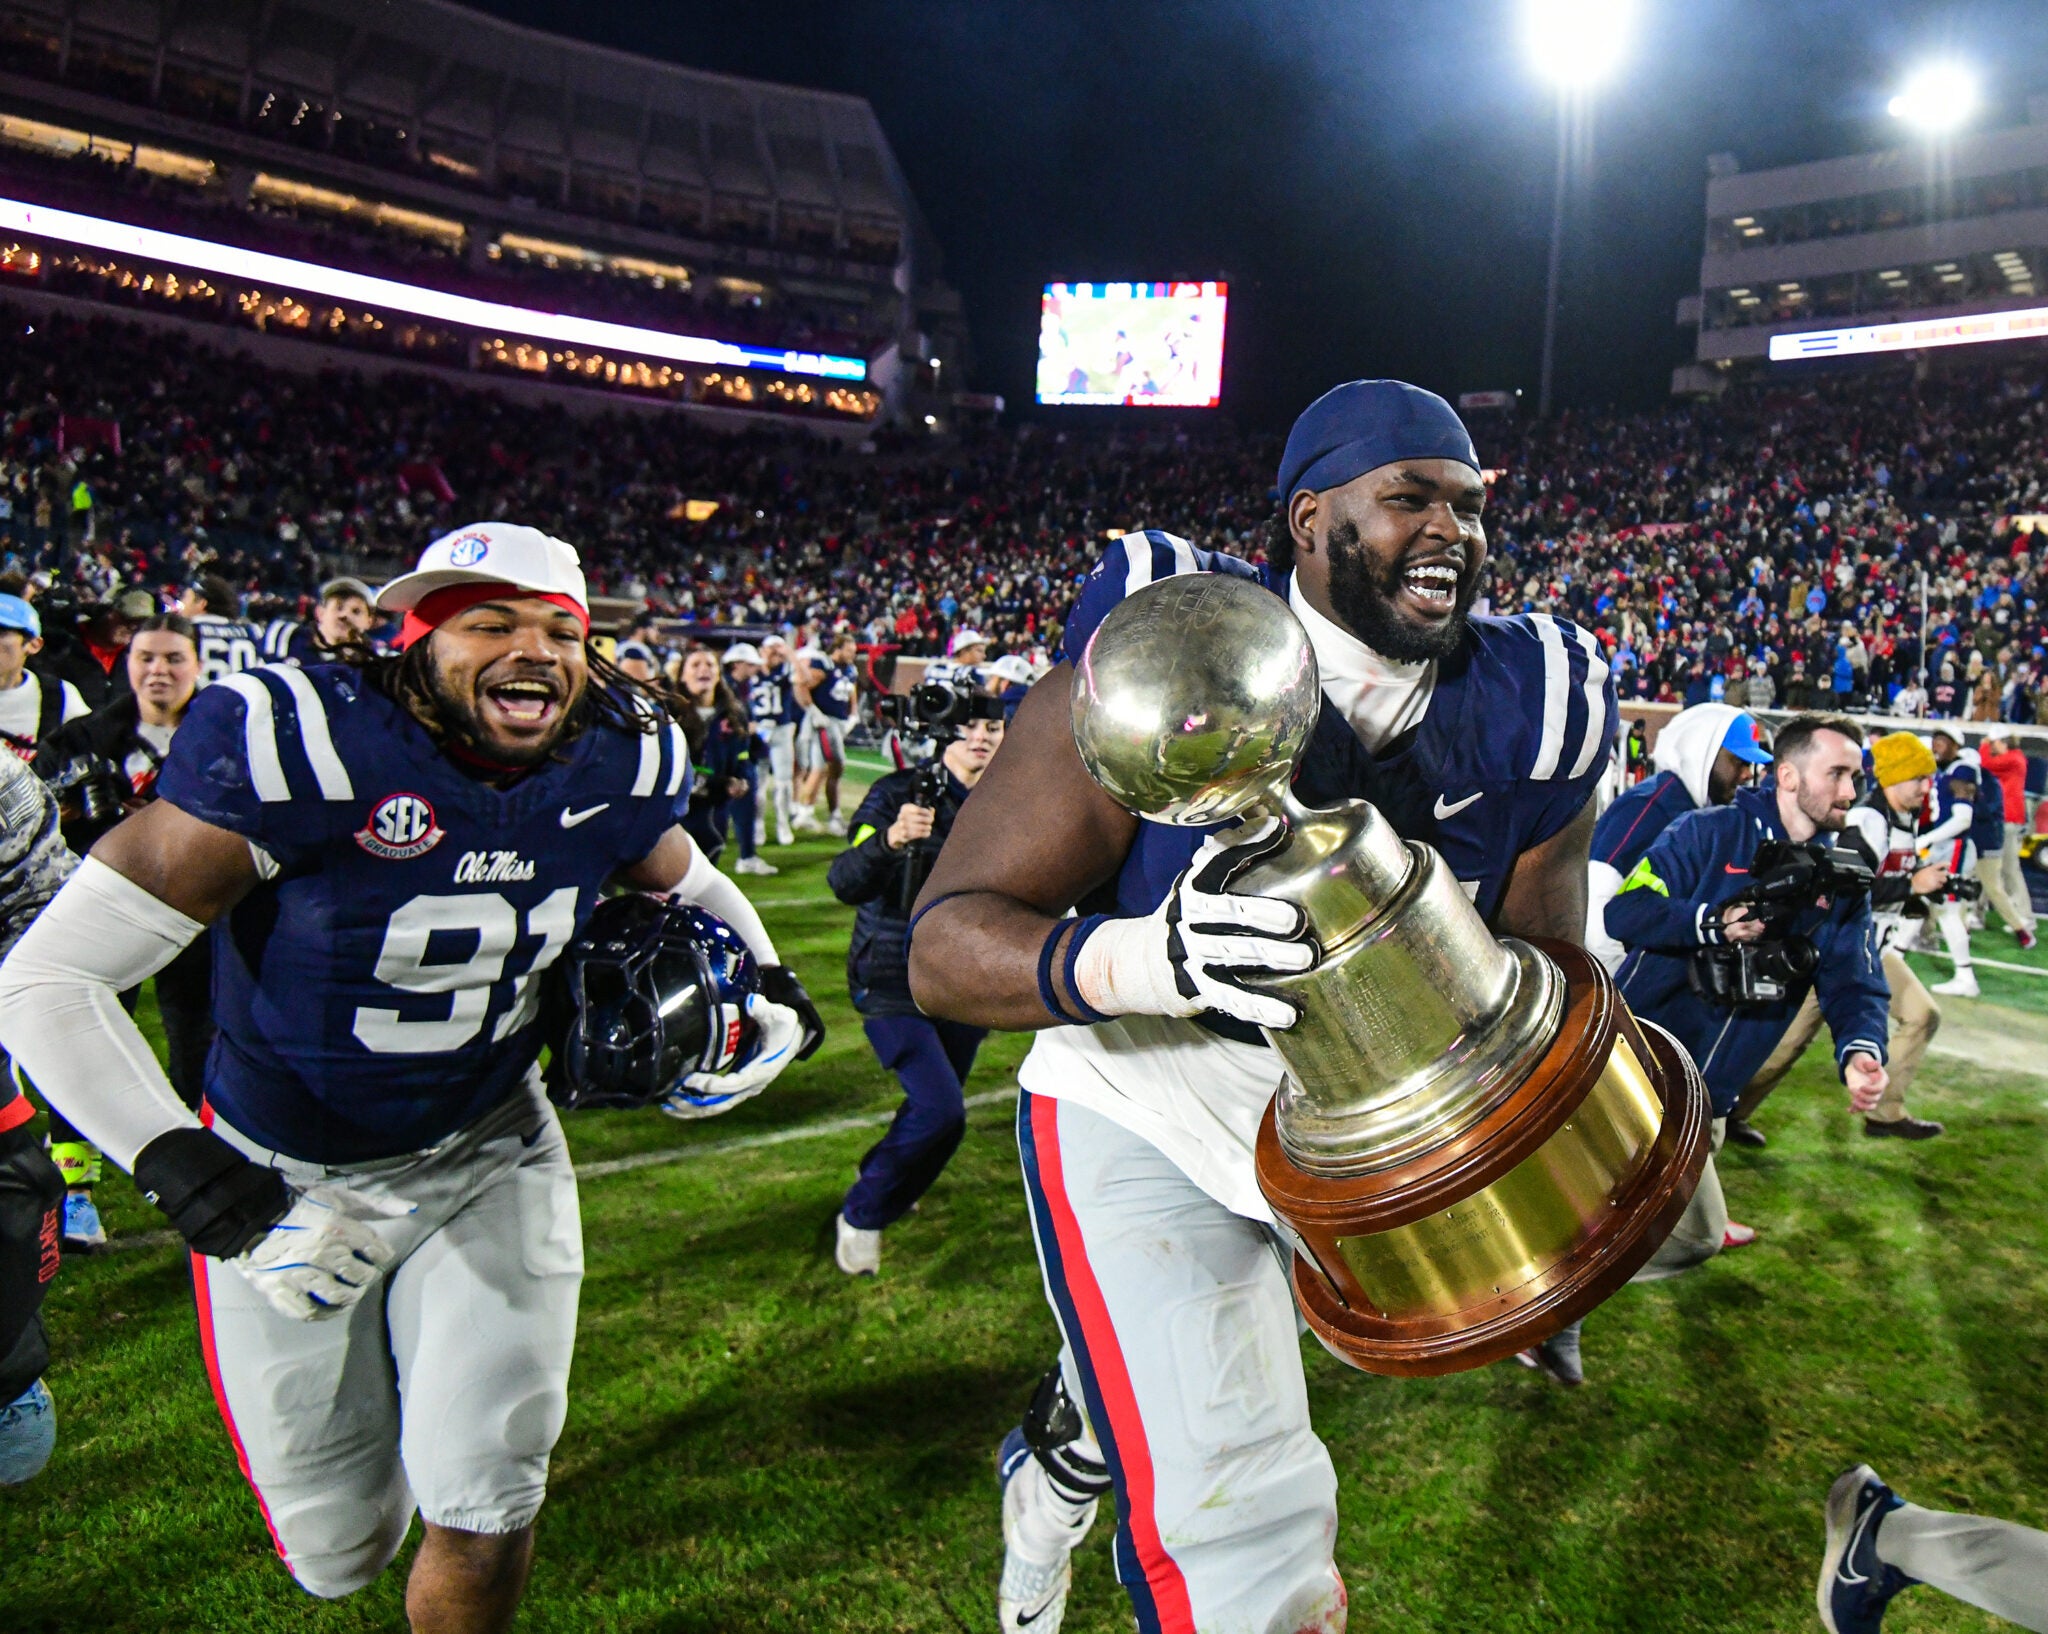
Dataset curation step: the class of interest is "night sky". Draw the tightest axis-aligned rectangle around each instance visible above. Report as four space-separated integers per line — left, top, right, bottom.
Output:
473 1 2048 427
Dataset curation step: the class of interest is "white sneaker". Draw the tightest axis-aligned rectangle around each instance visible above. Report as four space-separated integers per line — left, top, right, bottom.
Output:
775 828 795 847
791 808 821 834
834 1213 881 1276
824 812 848 838
998 1432 1098 1634
734 856 778 876
1932 970 1980 997
753 820 767 848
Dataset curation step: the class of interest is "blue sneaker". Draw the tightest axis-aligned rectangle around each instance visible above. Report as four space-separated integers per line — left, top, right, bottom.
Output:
1819 1465 1918 1633
61 1191 107 1254
0 1378 55 1485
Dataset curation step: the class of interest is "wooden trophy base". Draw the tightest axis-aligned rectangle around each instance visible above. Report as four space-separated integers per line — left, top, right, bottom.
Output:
1255 940 1710 1378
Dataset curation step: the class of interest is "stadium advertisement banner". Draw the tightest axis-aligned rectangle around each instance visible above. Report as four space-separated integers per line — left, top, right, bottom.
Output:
1768 302 2048 363
1036 281 1227 407
0 195 868 382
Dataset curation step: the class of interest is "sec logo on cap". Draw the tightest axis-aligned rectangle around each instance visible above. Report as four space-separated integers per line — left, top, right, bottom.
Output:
447 533 492 567
356 793 445 860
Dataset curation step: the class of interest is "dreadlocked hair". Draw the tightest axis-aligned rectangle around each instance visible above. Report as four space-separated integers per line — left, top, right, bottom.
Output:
361 641 684 761
1262 508 1296 577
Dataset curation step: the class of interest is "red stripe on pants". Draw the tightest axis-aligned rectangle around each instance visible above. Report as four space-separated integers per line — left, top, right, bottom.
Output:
191 1250 290 1565
1029 1094 1197 1632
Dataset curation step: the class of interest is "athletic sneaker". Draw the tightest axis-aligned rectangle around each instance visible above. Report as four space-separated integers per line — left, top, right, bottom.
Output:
2016 926 2039 950
1931 970 1980 998
753 819 767 849
733 856 779 877
776 824 795 847
0 1379 55 1486
834 1212 881 1276
998 1427 1098 1634
61 1191 106 1254
1724 1116 1767 1149
791 808 821 834
1819 1465 1917 1633
1722 1220 1758 1249
1514 1319 1583 1387
823 812 848 838
1864 1116 1944 1141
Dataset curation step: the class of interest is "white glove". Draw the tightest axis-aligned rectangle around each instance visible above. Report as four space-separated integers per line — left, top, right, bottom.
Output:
231 1185 411 1323
1072 816 1316 1030
660 994 805 1120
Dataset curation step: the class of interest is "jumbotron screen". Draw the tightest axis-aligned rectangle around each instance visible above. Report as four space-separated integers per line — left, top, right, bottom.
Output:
1036 281 1228 407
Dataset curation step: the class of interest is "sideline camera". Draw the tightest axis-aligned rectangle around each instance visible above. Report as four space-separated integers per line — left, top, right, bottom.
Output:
1689 838 1874 1007
874 678 1005 912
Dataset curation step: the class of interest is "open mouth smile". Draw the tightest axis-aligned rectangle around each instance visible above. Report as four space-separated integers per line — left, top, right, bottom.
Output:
482 676 562 731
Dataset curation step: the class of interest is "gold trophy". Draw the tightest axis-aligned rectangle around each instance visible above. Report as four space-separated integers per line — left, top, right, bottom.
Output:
1070 571 1710 1377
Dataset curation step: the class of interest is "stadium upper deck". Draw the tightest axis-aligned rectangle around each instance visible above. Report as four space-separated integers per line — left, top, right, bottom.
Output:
0 0 965 425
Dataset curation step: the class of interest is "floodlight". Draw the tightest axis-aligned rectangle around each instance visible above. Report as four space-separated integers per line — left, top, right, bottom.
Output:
1887 63 1979 132
1524 0 1633 88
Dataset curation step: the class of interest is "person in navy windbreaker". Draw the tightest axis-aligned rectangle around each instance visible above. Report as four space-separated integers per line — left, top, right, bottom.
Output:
1608 715 1892 1120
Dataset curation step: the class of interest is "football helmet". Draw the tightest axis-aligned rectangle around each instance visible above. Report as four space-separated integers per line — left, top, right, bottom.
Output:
549 894 760 1111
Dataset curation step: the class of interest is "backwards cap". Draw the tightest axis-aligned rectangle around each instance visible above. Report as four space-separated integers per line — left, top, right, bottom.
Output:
1278 380 1480 504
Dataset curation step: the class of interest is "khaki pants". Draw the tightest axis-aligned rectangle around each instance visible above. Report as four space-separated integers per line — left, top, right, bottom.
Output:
1632 1116 1727 1281
1983 821 2039 937
1733 949 1936 1125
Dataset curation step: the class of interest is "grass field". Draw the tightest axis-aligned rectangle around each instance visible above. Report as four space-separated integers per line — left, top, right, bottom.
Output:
6 798 2048 1633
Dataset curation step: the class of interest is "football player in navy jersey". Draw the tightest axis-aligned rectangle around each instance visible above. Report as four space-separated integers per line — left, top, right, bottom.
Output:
0 522 822 1631
259 577 379 669
178 572 270 686
794 628 860 836
751 634 803 846
910 381 1619 1634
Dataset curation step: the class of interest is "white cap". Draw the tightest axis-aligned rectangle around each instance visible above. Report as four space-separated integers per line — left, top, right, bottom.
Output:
949 627 989 655
376 522 587 614
760 633 791 653
986 654 1033 686
722 642 764 666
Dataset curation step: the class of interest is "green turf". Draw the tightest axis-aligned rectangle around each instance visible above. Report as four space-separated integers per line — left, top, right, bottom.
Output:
6 828 2047 1632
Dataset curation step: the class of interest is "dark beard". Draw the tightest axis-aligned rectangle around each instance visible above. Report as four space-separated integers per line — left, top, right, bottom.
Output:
425 663 575 768
1322 521 1476 663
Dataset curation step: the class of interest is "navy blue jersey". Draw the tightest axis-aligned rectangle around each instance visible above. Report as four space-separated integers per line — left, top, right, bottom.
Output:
1927 760 1984 855
157 664 693 1162
809 659 858 721
1060 531 1617 930
1590 770 1697 879
191 616 271 686
749 665 801 728
258 618 321 668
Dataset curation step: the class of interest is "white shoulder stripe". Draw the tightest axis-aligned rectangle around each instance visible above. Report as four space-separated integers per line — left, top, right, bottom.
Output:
268 664 354 800
217 673 289 803
630 697 662 798
665 722 690 797
1167 533 1198 577
1529 615 1571 780
1568 624 1612 780
1121 534 1152 599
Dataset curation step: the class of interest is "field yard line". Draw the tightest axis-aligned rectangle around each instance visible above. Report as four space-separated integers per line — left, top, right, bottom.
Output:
572 1086 1020 1178
1910 947 2048 979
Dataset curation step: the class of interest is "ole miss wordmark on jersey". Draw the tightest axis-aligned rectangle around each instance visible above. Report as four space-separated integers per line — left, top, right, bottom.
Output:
157 664 693 1163
1060 531 1617 929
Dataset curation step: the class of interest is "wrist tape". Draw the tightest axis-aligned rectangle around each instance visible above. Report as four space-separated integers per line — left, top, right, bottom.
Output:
132 1128 291 1259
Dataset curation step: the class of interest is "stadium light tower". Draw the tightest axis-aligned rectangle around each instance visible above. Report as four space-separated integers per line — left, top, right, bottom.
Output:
1887 62 1980 134
1525 0 1634 418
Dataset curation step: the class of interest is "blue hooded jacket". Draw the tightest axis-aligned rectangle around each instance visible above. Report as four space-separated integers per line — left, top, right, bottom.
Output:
1606 784 1889 1114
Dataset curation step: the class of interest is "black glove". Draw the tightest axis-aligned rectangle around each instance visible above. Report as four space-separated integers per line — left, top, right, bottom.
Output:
132 1128 291 1259
758 964 825 1061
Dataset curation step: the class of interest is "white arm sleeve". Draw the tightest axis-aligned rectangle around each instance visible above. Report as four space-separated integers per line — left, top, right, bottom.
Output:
1584 859 1625 974
670 841 780 966
1921 799 1972 848
0 855 205 1168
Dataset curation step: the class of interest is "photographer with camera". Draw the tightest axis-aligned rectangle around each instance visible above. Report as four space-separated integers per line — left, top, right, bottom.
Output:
0 594 87 761
31 613 209 1251
1731 731 1954 1145
1607 716 1890 1259
825 678 1006 1278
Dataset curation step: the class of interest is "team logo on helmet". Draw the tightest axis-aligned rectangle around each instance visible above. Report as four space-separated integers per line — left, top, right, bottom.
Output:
446 532 491 567
356 793 445 860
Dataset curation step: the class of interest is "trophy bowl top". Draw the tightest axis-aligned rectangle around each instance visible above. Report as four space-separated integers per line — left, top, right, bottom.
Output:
1070 571 1321 826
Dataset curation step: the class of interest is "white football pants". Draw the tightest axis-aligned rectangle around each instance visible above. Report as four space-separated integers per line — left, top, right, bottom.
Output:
192 1073 582 1598
1016 1090 1347 1634
763 723 797 832
1878 1500 2048 1630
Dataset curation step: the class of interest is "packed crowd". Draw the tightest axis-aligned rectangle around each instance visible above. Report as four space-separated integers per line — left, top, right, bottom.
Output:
4 299 2048 725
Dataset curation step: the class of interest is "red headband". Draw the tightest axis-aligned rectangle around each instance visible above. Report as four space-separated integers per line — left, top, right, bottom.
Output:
396 581 590 650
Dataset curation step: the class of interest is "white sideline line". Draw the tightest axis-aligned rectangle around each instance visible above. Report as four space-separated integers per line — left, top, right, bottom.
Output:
1907 948 2048 979
108 1087 1024 1252
571 1085 1020 1178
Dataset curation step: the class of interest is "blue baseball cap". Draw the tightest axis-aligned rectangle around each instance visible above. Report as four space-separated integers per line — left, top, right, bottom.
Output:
1278 380 1481 504
1721 712 1773 765
0 594 39 639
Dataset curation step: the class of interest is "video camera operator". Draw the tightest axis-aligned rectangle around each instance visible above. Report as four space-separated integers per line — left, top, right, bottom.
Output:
30 614 210 1251
1607 715 1890 1267
1731 731 1952 1145
825 676 1005 1278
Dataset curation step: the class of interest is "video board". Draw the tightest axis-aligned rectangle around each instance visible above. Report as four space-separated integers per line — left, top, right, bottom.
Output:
1036 281 1227 407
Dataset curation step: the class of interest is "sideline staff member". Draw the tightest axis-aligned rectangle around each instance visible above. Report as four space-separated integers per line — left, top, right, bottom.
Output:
826 710 1004 1278
1608 714 1891 1133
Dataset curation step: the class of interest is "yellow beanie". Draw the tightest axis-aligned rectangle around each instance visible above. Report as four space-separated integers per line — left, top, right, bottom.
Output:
1871 731 1936 788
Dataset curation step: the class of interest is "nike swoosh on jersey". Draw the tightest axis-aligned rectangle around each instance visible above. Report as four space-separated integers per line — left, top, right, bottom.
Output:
560 803 610 828
1434 791 1482 819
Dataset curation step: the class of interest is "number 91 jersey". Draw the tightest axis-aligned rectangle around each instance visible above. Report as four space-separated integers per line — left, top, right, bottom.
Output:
156 663 695 1163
